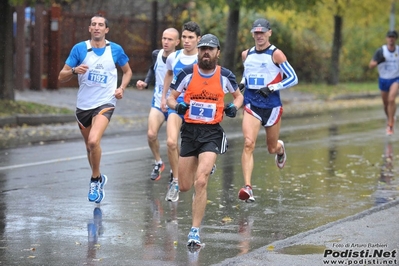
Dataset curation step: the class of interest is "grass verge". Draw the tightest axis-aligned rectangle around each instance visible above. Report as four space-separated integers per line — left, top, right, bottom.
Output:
291 82 378 99
0 100 73 117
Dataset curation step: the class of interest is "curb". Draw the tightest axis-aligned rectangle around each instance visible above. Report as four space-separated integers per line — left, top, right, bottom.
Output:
213 199 399 266
0 114 75 127
330 92 380 100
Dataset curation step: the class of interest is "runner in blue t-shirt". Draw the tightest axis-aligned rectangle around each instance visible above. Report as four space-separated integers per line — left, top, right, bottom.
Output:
58 14 132 204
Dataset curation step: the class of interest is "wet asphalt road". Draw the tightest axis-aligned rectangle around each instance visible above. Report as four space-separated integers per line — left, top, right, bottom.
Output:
0 88 397 265
0 102 398 265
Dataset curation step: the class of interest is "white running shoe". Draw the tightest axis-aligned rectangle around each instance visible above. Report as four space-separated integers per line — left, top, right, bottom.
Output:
165 180 179 202
275 140 286 169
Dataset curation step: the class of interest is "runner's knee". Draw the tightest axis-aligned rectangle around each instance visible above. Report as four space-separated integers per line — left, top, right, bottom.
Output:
147 130 158 142
167 138 178 150
267 144 279 154
87 138 100 151
243 137 256 151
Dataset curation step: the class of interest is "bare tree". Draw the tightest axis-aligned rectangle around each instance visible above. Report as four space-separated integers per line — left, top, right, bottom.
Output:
222 0 240 72
327 3 343 85
0 0 15 100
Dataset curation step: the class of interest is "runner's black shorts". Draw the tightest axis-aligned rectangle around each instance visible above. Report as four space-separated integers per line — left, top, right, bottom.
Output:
180 122 228 157
76 103 115 128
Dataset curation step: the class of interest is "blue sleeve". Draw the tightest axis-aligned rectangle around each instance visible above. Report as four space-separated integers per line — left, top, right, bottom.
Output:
110 42 129 67
170 65 194 90
280 61 298 89
65 42 87 67
221 67 238 90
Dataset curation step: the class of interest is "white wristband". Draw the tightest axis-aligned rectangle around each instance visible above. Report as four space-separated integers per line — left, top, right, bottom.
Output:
268 82 283 92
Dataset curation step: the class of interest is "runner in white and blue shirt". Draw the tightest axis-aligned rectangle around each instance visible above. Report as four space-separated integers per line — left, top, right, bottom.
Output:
160 21 201 203
135 27 180 181
165 49 198 116
238 18 298 204
58 15 132 204
140 49 170 112
65 39 129 110
369 30 399 135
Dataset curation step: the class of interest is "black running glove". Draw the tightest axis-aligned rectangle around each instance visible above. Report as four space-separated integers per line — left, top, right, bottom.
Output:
224 102 237 118
256 86 273 97
175 102 190 115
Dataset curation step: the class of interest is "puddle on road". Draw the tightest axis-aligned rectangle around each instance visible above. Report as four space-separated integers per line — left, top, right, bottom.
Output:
276 244 327 255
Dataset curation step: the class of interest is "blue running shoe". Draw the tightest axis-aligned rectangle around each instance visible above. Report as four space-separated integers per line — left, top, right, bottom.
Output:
88 179 100 202
187 227 201 246
95 174 108 204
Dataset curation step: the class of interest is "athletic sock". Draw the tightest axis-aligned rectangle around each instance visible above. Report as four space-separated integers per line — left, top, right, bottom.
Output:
91 176 101 182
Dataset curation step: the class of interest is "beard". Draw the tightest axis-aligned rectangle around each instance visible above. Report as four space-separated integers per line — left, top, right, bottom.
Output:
198 56 218 70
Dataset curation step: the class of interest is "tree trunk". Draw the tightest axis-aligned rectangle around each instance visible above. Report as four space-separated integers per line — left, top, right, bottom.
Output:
30 2 45 91
0 0 15 100
328 15 342 85
151 1 158 52
221 2 240 73
15 5 26 91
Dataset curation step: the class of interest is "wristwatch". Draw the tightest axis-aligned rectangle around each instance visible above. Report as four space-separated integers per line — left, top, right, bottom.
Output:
71 67 77 75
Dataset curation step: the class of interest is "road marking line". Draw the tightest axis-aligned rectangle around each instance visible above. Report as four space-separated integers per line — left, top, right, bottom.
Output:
0 146 148 171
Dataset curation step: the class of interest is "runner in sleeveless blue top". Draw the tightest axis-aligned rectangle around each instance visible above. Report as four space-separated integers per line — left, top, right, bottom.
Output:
369 30 399 136
238 18 298 203
161 21 201 202
136 28 180 181
58 14 132 204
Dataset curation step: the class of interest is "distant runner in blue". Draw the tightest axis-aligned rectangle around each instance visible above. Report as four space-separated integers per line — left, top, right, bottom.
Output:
369 30 399 136
58 14 132 204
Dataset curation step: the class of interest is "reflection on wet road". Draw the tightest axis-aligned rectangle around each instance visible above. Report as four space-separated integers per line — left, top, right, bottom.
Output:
0 109 398 265
375 140 398 205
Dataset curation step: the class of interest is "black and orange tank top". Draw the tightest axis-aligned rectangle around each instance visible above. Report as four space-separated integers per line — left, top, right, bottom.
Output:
183 64 225 124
